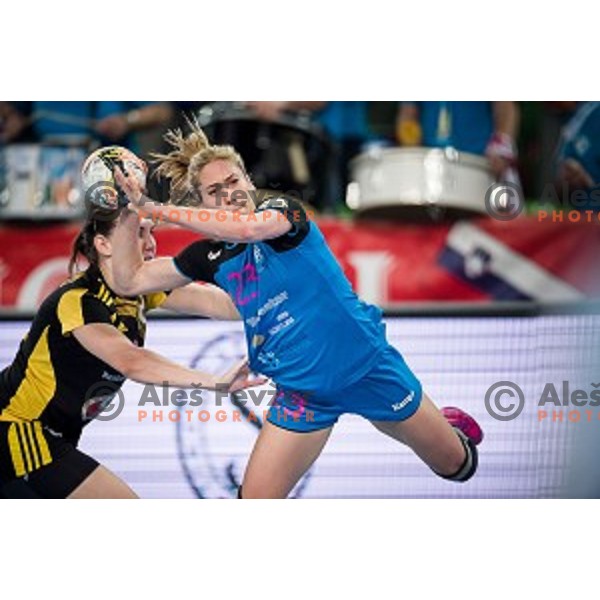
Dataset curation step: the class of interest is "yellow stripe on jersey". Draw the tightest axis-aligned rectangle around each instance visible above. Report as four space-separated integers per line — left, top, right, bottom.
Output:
98 283 111 304
16 423 33 473
0 326 57 422
57 288 88 335
25 422 41 470
114 298 138 318
7 423 26 477
34 421 52 467
99 283 115 306
145 292 168 311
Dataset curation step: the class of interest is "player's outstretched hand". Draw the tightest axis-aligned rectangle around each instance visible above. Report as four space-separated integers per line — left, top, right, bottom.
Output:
114 165 145 208
215 359 267 393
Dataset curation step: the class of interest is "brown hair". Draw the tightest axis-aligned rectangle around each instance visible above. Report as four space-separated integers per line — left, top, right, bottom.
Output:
68 210 119 276
151 119 248 205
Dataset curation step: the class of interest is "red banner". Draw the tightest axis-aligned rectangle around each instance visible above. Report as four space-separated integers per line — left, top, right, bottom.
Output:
0 216 599 311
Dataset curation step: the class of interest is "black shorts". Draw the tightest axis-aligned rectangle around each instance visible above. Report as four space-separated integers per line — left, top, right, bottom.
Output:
0 421 99 499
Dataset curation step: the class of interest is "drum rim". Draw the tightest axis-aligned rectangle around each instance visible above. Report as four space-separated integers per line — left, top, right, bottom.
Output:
196 101 329 142
350 146 492 171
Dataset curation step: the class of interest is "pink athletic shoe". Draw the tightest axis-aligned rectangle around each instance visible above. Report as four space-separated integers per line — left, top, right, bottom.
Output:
441 407 484 445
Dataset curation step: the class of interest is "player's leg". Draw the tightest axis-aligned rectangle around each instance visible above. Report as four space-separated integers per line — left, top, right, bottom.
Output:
372 393 480 481
349 344 481 482
29 427 139 498
20 432 138 498
66 464 138 499
241 421 333 499
0 440 138 498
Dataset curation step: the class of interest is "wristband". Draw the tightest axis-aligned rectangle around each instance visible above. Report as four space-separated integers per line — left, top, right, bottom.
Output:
486 132 517 163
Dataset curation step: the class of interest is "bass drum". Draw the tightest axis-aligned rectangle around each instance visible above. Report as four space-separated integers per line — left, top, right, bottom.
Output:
348 146 495 221
197 102 332 211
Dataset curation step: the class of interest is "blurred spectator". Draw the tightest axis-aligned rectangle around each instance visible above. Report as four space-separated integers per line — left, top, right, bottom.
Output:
0 102 29 143
243 101 325 121
170 101 210 129
555 101 600 210
396 101 520 180
0 101 173 152
313 102 382 209
532 102 577 198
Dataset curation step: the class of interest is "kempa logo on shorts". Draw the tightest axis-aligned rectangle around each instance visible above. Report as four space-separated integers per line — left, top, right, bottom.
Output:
392 391 415 412
208 250 222 261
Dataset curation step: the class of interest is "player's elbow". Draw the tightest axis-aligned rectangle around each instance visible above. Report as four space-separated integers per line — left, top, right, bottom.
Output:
221 304 242 321
238 220 289 242
229 307 242 321
236 222 261 242
113 347 151 382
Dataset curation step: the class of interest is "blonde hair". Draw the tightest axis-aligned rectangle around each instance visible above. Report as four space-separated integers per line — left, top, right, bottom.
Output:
151 119 247 205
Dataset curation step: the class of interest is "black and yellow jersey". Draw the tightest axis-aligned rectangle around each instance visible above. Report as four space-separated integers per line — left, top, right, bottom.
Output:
0 266 169 443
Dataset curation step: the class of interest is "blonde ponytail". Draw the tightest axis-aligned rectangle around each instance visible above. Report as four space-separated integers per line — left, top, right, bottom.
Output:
151 118 247 205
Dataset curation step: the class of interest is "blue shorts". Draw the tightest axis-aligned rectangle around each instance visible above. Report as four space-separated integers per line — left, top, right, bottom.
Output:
266 344 423 432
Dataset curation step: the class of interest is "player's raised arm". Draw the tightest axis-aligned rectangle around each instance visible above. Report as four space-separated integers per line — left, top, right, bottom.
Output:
161 283 241 320
111 208 191 296
114 167 292 243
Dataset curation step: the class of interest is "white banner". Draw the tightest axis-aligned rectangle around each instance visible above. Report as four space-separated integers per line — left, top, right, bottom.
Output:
1 316 598 498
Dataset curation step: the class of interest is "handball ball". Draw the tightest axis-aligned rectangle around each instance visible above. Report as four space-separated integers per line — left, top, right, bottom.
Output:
81 146 147 211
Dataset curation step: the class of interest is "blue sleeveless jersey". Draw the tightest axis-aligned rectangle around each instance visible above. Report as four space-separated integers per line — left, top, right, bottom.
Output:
173 198 387 392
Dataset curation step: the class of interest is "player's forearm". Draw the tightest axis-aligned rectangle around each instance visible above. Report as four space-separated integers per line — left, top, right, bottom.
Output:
111 210 145 295
139 197 267 242
164 286 241 321
126 347 218 389
492 101 519 139
139 198 250 241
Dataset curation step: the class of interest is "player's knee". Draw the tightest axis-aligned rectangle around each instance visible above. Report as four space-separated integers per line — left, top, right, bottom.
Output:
436 431 478 483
